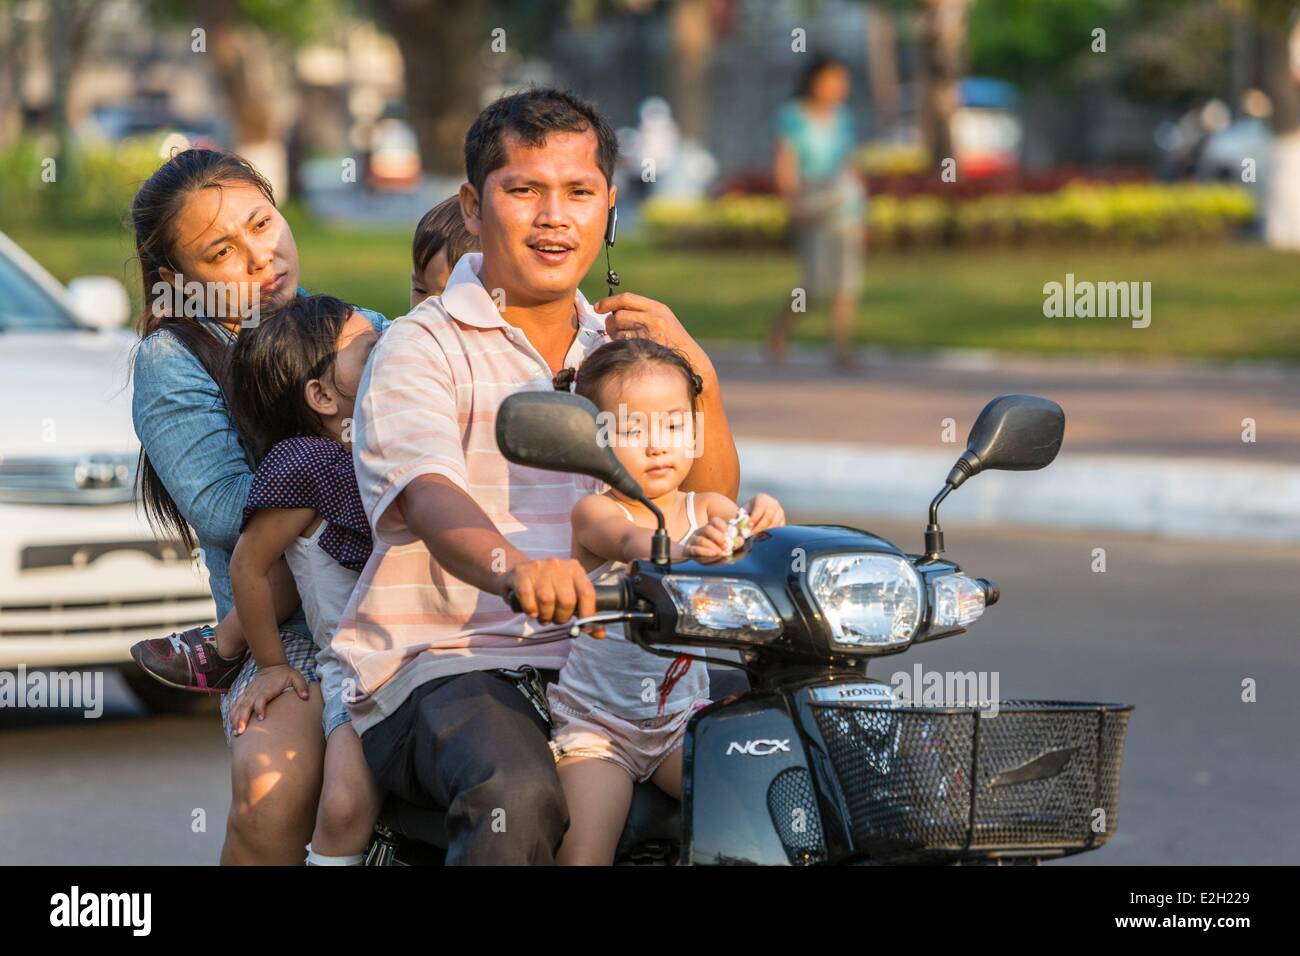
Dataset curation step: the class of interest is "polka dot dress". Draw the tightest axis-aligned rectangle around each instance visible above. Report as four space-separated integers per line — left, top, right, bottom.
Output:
241 436 372 571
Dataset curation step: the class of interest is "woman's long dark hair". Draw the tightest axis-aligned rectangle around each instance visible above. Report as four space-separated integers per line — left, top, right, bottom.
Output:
129 148 276 550
228 295 355 468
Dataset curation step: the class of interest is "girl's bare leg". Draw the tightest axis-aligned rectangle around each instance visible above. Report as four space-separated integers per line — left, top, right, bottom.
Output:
211 613 246 661
555 757 635 866
214 559 301 660
312 724 384 857
650 747 683 800
221 683 325 865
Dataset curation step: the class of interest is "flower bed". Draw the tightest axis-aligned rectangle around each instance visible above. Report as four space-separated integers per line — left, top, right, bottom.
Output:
643 181 1255 250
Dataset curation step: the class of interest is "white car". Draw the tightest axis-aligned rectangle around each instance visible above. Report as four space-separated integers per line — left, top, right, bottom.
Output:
0 231 215 711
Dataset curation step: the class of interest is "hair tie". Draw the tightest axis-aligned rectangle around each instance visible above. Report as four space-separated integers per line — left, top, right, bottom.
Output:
552 367 577 392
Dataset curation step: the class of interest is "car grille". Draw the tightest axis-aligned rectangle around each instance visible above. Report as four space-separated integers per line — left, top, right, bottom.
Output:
0 454 138 505
811 700 1132 863
0 593 213 639
19 540 186 571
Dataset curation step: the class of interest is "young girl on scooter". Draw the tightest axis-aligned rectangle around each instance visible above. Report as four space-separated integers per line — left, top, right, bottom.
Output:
218 294 384 865
552 337 786 865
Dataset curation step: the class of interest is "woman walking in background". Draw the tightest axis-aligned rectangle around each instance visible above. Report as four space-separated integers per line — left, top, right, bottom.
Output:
767 55 867 369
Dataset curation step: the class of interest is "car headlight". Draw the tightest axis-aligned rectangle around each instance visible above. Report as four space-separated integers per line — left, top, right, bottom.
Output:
0 452 138 505
806 553 922 649
929 573 986 628
662 576 782 643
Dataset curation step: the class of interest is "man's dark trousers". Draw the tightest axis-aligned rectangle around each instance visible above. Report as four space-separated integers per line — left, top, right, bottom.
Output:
361 668 568 865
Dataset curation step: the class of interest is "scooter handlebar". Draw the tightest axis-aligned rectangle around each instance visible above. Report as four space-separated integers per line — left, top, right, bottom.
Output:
506 582 629 614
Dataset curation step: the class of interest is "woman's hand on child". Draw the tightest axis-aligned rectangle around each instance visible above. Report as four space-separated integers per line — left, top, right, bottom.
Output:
743 493 786 533
230 664 310 736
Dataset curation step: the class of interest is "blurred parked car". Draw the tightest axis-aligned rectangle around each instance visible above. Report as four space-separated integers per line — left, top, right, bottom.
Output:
952 77 1023 179
0 232 215 712
83 102 227 151
1198 115 1272 217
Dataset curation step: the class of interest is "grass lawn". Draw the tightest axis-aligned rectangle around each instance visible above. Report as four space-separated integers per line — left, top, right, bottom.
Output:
9 219 1298 362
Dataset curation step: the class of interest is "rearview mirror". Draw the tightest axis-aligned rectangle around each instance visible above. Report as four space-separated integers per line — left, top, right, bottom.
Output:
947 394 1065 488
66 276 130 330
495 390 644 500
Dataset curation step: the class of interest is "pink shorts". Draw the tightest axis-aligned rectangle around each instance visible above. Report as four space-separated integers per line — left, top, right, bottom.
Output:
548 684 710 783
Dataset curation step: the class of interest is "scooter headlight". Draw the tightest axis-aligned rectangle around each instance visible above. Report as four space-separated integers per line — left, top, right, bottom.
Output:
663 576 783 643
806 553 923 650
929 573 986 628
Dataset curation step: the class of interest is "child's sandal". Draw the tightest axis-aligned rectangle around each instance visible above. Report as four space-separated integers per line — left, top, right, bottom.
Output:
129 625 247 693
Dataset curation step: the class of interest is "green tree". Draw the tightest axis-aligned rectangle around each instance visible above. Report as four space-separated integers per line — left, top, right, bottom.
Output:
967 0 1133 89
366 0 486 176
146 0 344 196
861 0 975 170
1244 0 1300 248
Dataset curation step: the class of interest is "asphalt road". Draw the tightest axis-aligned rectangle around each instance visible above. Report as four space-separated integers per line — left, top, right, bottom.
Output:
1 516 1296 866
714 347 1300 462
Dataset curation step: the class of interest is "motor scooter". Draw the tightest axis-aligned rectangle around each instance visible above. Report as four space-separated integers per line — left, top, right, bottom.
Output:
366 392 1132 865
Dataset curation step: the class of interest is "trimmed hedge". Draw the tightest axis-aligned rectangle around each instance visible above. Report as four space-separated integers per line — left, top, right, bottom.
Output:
0 136 164 228
643 181 1255 250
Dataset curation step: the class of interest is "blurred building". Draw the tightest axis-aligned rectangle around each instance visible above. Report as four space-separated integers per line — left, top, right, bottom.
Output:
1 0 1242 206
553 0 884 182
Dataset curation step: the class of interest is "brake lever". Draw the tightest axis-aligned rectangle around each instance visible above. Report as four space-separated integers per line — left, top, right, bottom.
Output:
568 610 655 637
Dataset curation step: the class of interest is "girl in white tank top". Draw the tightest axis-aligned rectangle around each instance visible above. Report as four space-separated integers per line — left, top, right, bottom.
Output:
553 491 707 720
549 338 786 865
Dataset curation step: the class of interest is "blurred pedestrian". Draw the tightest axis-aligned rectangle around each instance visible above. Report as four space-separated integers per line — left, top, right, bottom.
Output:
767 55 866 368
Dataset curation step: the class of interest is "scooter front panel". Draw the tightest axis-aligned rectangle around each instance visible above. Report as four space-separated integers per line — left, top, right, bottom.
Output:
682 692 828 866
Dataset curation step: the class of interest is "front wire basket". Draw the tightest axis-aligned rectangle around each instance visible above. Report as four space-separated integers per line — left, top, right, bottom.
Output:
810 699 1132 863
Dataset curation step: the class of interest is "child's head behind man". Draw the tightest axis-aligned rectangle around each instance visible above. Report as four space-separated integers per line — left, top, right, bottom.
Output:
411 196 478 308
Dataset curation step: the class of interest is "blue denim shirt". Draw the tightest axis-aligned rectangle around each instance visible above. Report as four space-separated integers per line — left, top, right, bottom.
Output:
131 300 388 634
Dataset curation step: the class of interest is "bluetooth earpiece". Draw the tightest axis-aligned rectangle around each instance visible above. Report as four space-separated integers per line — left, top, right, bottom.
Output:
605 204 618 247
604 205 620 295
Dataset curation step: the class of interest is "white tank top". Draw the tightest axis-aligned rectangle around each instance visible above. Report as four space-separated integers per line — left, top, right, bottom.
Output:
554 492 709 719
283 520 361 699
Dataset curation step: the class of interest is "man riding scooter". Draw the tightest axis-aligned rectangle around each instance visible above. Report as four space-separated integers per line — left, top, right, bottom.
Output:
332 87 764 864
